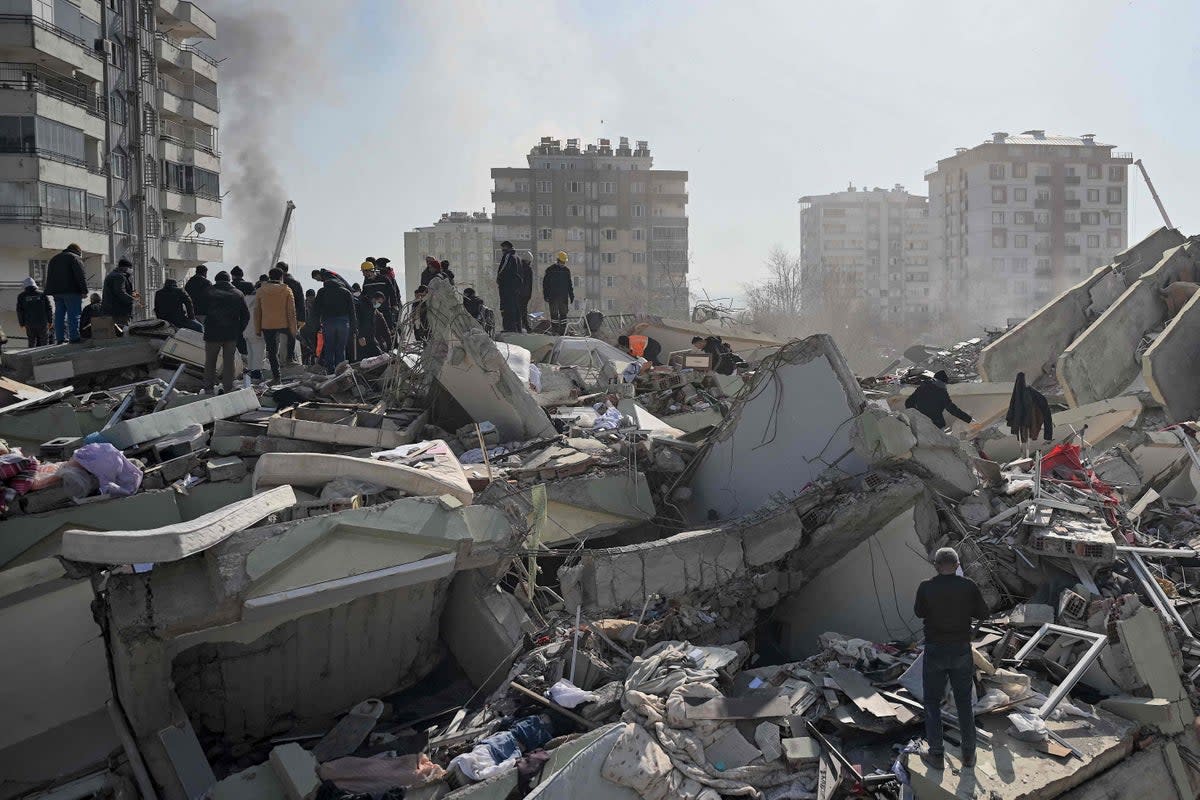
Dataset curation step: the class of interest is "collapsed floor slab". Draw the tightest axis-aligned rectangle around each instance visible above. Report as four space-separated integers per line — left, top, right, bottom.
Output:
1143 277 1200 422
252 446 474 505
102 388 259 450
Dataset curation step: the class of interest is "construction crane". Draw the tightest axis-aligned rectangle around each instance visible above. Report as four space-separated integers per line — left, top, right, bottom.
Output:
269 200 297 269
1133 159 1173 229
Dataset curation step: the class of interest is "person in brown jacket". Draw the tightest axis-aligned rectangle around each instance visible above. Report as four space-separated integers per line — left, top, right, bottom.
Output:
253 267 298 384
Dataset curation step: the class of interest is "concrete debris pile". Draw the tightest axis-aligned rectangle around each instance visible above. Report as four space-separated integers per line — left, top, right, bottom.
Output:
7 257 1200 800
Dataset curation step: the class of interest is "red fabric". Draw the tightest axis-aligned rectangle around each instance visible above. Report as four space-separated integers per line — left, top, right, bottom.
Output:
1040 444 1117 502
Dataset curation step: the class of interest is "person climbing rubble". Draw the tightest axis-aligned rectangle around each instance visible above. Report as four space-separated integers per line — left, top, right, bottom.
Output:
904 369 973 430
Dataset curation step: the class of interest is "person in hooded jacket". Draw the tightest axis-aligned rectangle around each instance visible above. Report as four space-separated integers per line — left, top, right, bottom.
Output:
356 291 391 359
202 271 250 393
462 287 485 321
313 276 357 369
153 278 201 332
185 265 212 323
542 252 574 335
44 243 88 343
101 259 136 325
311 267 352 293
239 281 265 381
16 277 52 346
905 370 973 429
230 266 254 295
79 292 101 339
496 241 525 333
420 256 449 288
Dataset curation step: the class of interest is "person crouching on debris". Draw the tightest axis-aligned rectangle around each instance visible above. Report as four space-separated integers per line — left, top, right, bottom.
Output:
153 277 202 332
618 334 663 366
203 271 250 393
904 370 972 431
914 547 988 770
462 287 485 322
357 291 390 358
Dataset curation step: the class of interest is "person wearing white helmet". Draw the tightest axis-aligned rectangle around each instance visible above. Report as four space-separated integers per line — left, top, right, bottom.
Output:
542 251 574 335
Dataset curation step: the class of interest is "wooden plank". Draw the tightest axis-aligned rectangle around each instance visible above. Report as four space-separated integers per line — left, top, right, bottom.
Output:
825 666 897 719
683 690 791 720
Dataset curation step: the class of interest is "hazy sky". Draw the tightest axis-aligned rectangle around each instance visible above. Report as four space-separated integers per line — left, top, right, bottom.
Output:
202 0 1200 301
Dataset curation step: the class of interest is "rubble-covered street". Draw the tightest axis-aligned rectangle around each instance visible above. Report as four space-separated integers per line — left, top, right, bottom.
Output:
8 232 1200 800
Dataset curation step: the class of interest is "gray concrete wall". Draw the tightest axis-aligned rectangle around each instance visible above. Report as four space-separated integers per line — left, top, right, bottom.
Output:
1058 241 1198 406
979 227 1186 383
1143 281 1200 423
680 334 867 524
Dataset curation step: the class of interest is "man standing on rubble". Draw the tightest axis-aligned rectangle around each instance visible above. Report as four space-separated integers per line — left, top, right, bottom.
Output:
905 370 973 431
543 252 573 335
277 263 306 364
44 242 87 343
496 241 524 333
313 274 357 369
202 271 250 393
16 277 52 347
914 547 988 769
254 267 299 384
101 258 137 327
185 265 212 325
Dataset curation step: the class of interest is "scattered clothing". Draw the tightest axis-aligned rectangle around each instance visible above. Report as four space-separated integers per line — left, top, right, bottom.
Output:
71 442 142 497
317 753 445 795
1006 371 1053 443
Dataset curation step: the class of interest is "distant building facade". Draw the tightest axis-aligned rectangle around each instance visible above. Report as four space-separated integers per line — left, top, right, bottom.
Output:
925 130 1131 324
403 211 493 306
491 136 688 318
799 184 932 325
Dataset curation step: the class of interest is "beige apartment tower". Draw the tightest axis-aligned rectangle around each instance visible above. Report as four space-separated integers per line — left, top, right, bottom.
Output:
403 210 493 307
491 136 688 318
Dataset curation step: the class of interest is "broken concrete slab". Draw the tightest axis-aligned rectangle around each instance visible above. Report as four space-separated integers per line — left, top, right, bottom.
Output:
60 486 297 565
423 278 556 442
481 472 653 546
206 455 248 482
676 334 867 523
1143 279 1200 422
852 408 978 500
1059 240 1199 407
266 404 426 450
980 395 1143 463
253 446 473 505
2 335 163 384
980 227 1186 383
441 568 531 693
102 388 259 450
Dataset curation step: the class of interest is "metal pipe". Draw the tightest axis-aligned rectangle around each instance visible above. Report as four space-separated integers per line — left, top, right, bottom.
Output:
102 390 136 430
105 700 158 800
152 364 185 412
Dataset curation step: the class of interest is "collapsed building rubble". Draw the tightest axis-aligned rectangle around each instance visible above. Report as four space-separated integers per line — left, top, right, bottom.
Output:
9 236 1200 800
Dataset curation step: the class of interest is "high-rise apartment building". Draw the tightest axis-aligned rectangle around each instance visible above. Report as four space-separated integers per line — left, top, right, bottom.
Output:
0 0 222 334
798 184 932 324
403 210 493 305
925 130 1130 324
491 136 688 317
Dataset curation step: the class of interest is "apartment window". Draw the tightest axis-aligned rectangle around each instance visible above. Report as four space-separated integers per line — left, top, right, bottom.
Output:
113 205 130 234
1014 211 1033 224
1036 189 1049 202
599 204 617 218
632 252 646 263
567 227 584 241
109 42 124 67
601 252 617 264
537 251 550 264
992 231 1007 248
1014 188 1027 202
1109 211 1122 225
1013 257 1029 273
605 298 614 311
110 150 128 179
605 276 614 288
600 181 615 194
1081 211 1099 225
991 186 1006 203
1035 165 1050 177
1108 230 1123 248
991 257 1005 271
1107 187 1122 204
1108 166 1124 182
567 204 586 217
632 228 644 241
514 180 529 192
1065 166 1077 177
1037 258 1050 272
632 203 644 217
535 180 552 193
536 203 551 217
1086 188 1099 203
1012 163 1028 179
1015 234 1028 248
1087 164 1102 179
989 164 1005 179
110 94 126 125
1065 189 1077 201
568 180 582 193
603 228 616 241
538 228 552 240
1087 234 1100 248
631 182 645 193
992 211 1005 224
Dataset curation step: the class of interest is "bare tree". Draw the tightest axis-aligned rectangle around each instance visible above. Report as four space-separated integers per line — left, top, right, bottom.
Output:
742 246 804 332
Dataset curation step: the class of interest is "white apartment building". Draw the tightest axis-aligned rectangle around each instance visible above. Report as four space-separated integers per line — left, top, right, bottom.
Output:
0 0 222 334
799 184 932 324
403 210 493 307
491 136 689 318
925 130 1130 325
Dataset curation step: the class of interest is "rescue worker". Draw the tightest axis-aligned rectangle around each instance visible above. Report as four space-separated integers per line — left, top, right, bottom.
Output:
202 271 250 393
421 256 452 287
496 241 524 333
361 261 398 323
16 276 52 347
618 333 663 366
375 257 402 322
101 259 137 326
542 252 574 335
185 265 212 324
44 243 87 343
254 267 299 384
153 277 201 332
277 262 306 364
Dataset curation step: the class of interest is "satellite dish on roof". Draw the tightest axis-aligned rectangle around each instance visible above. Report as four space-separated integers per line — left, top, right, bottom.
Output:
193 222 206 235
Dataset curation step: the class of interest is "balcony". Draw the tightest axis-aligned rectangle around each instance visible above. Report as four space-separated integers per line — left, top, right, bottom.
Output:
159 120 219 172
1034 175 1052 185
158 75 218 126
1064 199 1081 209
0 149 107 194
1063 221 1081 232
0 14 103 81
1034 242 1053 255
0 204 109 255
1064 176 1081 185
162 187 221 219
156 0 216 41
155 33 218 82
1112 151 1134 163
165 235 222 265
1064 244 1081 255
1034 198 1051 208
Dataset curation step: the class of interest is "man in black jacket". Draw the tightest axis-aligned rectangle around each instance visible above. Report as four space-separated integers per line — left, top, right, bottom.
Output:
518 255 533 332
229 266 254 295
905 370 973 430
542 252 574 335
356 291 390 359
153 278 201 332
184 265 212 323
361 263 398 325
16 277 52 347
914 547 989 769
79 292 101 339
278 262 306 363
44 243 87 343
496 241 524 333
462 287 485 322
311 267 352 293
202 271 249 393
101 259 137 325
313 277 357 369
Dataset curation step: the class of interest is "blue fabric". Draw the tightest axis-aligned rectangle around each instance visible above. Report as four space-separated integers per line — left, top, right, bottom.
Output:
509 715 553 751
322 316 350 370
482 731 520 765
54 293 82 342
922 642 976 757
